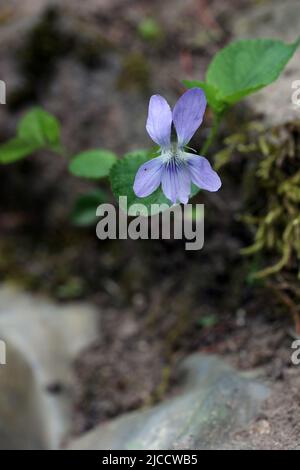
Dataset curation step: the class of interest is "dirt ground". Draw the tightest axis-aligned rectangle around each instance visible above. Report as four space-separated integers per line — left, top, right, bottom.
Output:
72 277 300 449
223 317 300 450
0 0 299 450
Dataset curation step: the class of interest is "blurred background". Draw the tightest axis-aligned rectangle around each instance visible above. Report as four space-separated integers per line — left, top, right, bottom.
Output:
0 0 299 451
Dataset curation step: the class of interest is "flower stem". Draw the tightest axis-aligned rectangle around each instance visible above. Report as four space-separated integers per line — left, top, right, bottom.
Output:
200 112 223 155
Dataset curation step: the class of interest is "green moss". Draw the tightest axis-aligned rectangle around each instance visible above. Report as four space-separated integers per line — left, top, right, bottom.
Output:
215 120 300 330
216 120 300 281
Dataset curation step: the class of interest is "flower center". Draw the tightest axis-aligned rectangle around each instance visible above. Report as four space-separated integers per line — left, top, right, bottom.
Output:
160 143 186 165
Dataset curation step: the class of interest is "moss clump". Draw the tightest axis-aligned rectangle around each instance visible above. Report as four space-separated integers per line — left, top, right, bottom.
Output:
216 121 300 330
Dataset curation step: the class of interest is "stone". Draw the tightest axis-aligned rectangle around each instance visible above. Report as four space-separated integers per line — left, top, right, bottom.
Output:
67 354 269 450
0 284 99 449
232 0 300 126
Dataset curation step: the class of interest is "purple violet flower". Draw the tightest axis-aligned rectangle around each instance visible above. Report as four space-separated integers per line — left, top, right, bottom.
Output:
133 88 221 204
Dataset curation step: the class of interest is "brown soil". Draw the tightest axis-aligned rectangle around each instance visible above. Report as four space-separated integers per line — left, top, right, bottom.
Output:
222 317 300 450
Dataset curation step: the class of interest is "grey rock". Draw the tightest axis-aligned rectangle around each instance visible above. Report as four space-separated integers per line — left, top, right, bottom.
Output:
68 354 269 450
0 284 99 450
232 0 300 126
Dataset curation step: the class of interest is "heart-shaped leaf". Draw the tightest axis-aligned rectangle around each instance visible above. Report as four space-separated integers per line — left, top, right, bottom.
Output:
184 38 300 114
206 38 300 105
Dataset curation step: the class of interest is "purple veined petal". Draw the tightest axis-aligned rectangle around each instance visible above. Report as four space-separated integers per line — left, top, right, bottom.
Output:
161 161 191 204
133 157 164 198
146 95 172 149
186 154 221 192
173 88 207 147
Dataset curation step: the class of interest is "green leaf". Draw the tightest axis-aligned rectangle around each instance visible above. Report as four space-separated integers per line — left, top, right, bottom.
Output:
206 38 300 105
0 107 62 164
18 107 61 151
110 150 172 216
71 189 109 226
0 137 40 164
183 79 227 114
69 149 117 179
